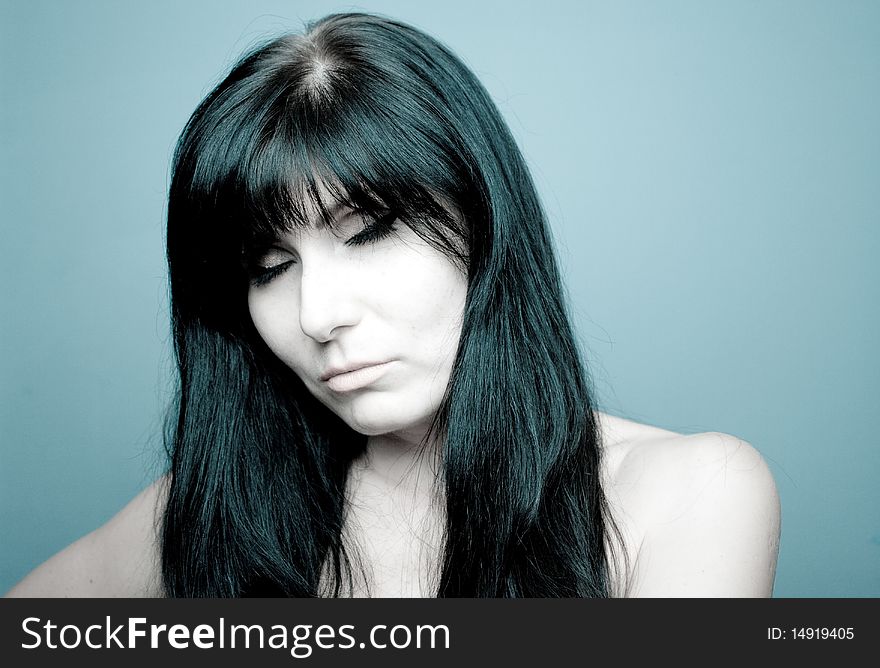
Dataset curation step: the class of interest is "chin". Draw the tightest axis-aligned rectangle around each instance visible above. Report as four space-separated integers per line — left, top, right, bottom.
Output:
339 400 435 440
341 413 409 437
346 422 394 437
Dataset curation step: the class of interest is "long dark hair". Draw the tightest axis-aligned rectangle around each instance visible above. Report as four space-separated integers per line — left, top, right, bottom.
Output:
162 11 625 597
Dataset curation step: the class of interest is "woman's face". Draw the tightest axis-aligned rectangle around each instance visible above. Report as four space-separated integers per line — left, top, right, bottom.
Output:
247 197 467 442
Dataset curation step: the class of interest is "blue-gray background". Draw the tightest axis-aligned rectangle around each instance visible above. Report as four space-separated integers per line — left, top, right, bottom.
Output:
2 0 877 597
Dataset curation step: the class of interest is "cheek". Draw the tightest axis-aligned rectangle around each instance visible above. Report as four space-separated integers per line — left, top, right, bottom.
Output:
247 290 304 367
389 258 467 361
418 261 467 334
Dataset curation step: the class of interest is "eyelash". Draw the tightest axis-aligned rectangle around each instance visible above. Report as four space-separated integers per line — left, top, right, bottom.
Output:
248 213 398 287
344 214 397 247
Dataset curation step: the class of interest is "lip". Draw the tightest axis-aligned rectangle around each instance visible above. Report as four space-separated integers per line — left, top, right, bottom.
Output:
321 361 394 393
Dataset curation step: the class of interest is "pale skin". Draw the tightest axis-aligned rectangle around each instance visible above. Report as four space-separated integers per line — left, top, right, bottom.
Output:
4 415 781 597
6 200 781 598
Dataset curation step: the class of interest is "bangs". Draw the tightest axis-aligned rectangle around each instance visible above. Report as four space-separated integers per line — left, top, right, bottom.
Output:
215 77 468 267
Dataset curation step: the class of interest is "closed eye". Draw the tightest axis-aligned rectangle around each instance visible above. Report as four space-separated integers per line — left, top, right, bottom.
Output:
246 212 399 287
245 245 296 287
344 212 398 246
248 259 294 287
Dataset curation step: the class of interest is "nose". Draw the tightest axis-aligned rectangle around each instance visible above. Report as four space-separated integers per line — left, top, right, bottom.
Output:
297 263 360 343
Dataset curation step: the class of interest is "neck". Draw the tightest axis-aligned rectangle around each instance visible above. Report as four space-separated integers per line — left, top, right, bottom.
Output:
341 429 446 598
356 428 442 498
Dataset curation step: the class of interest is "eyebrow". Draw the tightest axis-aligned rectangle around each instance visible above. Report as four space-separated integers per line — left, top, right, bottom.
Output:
244 201 358 248
314 200 357 228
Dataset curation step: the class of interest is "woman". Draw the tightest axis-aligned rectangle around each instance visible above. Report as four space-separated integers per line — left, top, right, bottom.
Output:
7 12 779 597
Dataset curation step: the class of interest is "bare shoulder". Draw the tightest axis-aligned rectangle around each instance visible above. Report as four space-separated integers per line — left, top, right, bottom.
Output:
597 413 781 597
5 475 169 598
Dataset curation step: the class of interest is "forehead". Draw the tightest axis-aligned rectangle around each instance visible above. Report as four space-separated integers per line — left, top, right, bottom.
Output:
243 175 385 241
296 176 391 225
